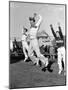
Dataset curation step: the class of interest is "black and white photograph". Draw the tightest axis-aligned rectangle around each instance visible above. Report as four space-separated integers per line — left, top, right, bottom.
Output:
9 1 66 89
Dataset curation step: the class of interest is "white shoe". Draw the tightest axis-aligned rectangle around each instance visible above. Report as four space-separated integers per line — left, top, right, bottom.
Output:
58 70 62 74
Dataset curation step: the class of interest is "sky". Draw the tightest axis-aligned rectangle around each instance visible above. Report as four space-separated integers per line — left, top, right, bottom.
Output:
10 2 65 40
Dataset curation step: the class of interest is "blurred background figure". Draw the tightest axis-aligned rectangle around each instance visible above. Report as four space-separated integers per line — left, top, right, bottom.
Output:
21 27 29 62
13 38 18 52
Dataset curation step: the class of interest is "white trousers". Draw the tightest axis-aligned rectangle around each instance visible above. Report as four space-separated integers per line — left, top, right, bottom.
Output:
22 41 29 61
57 46 65 74
29 38 48 66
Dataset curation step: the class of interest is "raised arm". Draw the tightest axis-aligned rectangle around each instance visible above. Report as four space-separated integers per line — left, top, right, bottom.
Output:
50 24 57 39
35 14 42 27
58 25 64 40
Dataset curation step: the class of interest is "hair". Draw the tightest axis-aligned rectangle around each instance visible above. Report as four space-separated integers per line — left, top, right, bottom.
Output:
29 17 35 22
24 28 28 32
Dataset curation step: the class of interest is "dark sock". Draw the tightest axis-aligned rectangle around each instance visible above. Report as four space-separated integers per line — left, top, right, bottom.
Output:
39 60 42 67
42 67 47 72
47 61 53 72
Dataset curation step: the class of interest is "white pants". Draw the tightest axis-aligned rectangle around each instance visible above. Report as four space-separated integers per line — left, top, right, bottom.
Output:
22 40 37 63
29 38 48 66
57 46 65 74
22 41 29 61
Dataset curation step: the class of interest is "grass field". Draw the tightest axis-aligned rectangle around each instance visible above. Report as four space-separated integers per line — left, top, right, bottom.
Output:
9 60 66 89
